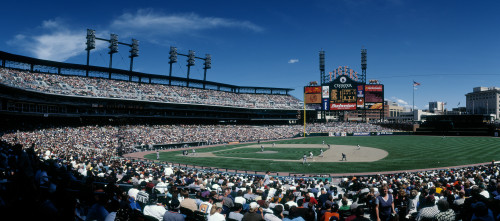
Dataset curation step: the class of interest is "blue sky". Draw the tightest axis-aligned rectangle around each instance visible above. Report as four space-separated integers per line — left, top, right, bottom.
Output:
1 0 499 110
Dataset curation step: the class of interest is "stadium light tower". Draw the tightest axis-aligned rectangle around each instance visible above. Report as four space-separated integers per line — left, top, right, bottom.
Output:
129 39 139 72
319 50 326 84
186 50 195 87
203 54 211 89
85 29 96 77
168 46 178 85
361 48 367 84
108 33 119 79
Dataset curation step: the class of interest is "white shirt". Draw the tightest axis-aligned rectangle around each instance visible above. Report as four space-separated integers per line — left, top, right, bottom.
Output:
128 188 139 200
229 212 244 221
264 213 282 221
143 204 167 221
208 212 225 221
285 201 298 208
164 167 174 176
235 196 246 205
156 181 168 194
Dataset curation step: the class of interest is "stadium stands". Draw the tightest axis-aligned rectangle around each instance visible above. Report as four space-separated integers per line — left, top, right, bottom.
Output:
0 67 302 109
0 123 397 155
1 133 499 220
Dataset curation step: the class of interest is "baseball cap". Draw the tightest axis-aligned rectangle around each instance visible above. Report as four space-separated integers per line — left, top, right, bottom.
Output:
250 202 260 209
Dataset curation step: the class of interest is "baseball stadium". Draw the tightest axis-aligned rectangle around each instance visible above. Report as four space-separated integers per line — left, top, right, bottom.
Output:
1 40 499 220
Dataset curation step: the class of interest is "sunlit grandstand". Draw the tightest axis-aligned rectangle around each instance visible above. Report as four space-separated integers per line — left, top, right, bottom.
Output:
0 67 302 110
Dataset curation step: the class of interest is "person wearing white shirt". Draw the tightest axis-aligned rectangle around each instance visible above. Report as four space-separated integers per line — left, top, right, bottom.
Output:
234 191 247 205
264 204 283 221
208 203 225 221
143 202 167 221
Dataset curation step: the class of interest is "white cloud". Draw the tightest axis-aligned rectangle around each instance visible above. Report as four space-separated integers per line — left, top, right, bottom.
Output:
396 98 408 105
6 10 263 61
288 59 299 64
30 31 85 61
389 96 416 108
7 19 107 62
110 9 264 36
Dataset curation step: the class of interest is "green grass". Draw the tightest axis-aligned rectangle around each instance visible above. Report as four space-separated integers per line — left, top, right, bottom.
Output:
214 148 323 160
144 136 500 174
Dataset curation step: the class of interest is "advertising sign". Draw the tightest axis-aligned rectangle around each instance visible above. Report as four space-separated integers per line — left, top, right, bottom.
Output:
357 85 364 97
353 132 370 136
365 85 383 103
357 97 365 108
304 94 321 103
365 85 383 91
356 85 365 108
365 91 383 102
306 104 322 110
365 102 384 110
322 86 330 98
322 98 329 110
330 103 356 110
305 86 321 94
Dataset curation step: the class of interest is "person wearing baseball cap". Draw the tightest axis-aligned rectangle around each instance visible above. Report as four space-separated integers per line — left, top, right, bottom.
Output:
242 202 264 221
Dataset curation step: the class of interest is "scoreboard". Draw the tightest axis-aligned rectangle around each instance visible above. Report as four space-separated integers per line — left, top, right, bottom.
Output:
304 75 384 111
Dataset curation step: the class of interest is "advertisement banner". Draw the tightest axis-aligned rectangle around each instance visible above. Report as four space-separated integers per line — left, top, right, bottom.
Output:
306 104 322 110
305 86 321 94
366 102 384 110
357 85 364 97
304 94 321 103
322 86 330 98
330 103 356 110
365 85 383 91
365 91 383 102
357 97 364 108
322 98 329 110
353 132 370 136
378 132 394 135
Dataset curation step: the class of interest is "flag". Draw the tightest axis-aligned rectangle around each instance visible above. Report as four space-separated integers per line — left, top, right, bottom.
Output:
458 102 460 106
413 81 421 86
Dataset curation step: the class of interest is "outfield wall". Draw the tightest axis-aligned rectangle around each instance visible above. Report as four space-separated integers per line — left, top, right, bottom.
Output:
299 131 413 137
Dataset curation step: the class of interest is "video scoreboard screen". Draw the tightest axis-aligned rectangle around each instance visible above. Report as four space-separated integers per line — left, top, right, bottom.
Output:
304 86 321 104
304 75 384 111
330 89 356 103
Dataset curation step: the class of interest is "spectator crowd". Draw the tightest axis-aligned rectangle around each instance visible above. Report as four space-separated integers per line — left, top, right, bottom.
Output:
1 122 397 157
0 68 302 109
1 133 500 221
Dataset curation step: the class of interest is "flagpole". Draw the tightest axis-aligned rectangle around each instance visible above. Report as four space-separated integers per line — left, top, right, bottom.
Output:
412 81 415 112
412 81 415 123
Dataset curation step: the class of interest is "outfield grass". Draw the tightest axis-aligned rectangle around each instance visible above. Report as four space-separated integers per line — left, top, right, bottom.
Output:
144 136 500 174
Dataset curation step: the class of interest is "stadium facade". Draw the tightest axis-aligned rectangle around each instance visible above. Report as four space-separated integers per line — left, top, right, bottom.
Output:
0 51 302 129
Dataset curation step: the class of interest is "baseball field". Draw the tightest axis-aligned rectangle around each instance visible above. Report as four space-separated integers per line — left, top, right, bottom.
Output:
143 136 500 174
